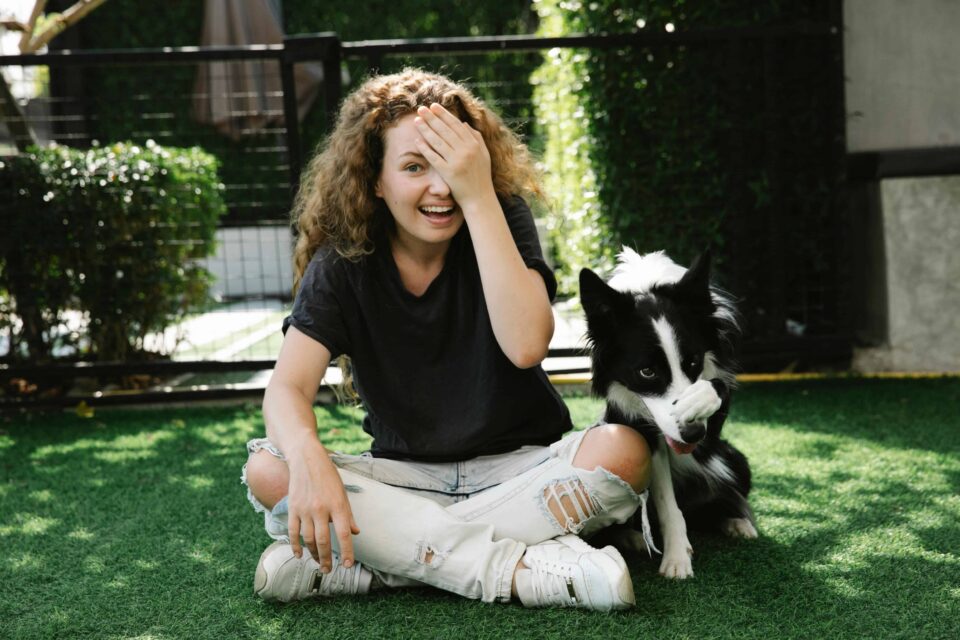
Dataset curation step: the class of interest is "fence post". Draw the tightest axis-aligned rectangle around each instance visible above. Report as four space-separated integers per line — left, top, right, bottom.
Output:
281 33 343 201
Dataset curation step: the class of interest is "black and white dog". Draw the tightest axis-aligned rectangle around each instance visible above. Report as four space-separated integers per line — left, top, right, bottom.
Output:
580 248 757 579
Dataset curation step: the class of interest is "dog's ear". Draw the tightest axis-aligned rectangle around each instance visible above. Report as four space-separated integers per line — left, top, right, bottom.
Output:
673 250 714 311
580 268 632 328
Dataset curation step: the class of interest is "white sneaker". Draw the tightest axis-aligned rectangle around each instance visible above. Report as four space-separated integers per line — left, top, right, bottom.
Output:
514 534 635 611
254 541 374 602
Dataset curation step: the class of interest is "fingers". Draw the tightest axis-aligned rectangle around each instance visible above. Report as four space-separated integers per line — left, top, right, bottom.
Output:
419 103 468 142
414 115 453 161
289 515 303 558
415 103 477 162
333 512 357 568
313 519 333 572
415 136 445 167
291 510 359 572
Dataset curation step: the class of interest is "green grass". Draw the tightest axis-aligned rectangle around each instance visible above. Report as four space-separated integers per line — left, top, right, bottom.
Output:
1 378 959 639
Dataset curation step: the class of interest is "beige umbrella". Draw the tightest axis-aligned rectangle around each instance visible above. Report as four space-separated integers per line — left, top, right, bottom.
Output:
193 0 322 140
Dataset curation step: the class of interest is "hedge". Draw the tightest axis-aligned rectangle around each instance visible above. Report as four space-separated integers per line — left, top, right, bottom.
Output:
0 141 226 362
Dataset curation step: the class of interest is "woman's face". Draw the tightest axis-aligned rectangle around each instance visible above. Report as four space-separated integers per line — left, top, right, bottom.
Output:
375 113 465 254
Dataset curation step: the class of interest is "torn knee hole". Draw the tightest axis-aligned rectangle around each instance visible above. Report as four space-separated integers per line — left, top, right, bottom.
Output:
416 542 447 567
542 479 599 533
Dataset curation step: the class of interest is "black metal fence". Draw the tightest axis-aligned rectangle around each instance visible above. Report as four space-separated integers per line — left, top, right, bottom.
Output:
0 25 849 407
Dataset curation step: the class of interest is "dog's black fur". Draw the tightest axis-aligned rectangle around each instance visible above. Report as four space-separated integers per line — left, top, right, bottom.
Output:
580 249 756 578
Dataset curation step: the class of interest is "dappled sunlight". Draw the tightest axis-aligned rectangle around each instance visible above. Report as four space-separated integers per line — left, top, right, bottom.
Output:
0 513 59 536
189 547 215 565
28 489 53 503
724 393 960 610
68 527 95 541
7 551 42 571
134 559 159 571
30 430 178 466
168 474 216 491
106 575 130 590
83 555 106 575
0 383 956 637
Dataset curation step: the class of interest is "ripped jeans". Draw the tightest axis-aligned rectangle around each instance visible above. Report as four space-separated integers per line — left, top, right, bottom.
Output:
241 426 645 603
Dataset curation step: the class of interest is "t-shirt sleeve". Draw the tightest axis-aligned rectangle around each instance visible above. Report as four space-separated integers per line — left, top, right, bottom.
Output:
501 195 558 301
281 248 351 358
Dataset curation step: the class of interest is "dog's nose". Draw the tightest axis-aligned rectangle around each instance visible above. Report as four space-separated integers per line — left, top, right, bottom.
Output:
679 422 706 443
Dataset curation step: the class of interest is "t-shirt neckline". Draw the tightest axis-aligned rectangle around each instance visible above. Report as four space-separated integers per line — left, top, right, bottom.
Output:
379 227 467 300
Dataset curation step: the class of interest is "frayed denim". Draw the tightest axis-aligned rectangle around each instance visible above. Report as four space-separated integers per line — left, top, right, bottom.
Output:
242 427 646 602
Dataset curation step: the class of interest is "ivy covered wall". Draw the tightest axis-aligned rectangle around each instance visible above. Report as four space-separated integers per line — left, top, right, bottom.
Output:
532 0 846 342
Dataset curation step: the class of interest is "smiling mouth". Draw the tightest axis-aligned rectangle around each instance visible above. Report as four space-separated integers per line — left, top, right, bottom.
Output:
418 205 457 220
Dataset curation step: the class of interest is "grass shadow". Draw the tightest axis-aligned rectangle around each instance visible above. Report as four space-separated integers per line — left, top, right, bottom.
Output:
1 380 958 638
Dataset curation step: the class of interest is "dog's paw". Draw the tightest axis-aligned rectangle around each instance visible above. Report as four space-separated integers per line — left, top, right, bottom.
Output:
658 540 694 579
672 379 722 425
722 517 758 539
659 552 694 579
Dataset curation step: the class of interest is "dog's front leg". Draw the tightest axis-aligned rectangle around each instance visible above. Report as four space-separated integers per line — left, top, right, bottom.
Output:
651 447 694 578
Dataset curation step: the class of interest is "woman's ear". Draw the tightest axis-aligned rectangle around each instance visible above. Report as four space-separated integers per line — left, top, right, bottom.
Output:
374 179 383 198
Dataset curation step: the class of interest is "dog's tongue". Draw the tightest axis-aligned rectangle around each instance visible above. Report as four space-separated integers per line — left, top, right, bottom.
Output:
665 435 697 455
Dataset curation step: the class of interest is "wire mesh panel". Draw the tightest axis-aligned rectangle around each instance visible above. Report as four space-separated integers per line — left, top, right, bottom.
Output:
1 53 296 375
0 29 848 406
336 37 846 351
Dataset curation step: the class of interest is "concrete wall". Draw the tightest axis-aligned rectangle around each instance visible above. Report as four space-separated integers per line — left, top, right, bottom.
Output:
853 177 960 372
845 1 960 372
844 0 960 151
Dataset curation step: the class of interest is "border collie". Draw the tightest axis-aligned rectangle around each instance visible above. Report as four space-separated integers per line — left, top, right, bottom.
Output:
580 248 757 579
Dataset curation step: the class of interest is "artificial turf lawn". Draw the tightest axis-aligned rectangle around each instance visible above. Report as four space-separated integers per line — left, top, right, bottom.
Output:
1 378 958 639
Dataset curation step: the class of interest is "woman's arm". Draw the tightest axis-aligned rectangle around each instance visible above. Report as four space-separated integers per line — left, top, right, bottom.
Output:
459 192 554 368
414 104 554 368
262 326 360 572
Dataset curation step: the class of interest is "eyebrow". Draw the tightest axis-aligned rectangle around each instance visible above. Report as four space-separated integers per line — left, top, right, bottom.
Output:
397 151 425 160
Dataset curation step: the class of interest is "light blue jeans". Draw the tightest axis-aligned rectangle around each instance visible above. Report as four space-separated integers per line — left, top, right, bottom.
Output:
242 426 645 603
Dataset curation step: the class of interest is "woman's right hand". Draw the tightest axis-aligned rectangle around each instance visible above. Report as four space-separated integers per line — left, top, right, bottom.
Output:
286 446 360 573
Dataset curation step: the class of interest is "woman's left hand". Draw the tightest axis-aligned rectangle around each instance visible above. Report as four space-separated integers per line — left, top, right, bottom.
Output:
414 103 494 208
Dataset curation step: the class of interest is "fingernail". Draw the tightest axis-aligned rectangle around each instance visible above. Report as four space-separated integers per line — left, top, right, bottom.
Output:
344 559 354 568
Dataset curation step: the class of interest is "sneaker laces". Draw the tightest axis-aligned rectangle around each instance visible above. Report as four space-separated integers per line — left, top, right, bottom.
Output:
527 559 580 607
313 559 368 596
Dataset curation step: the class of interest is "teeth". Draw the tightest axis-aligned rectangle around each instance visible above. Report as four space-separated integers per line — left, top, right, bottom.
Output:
420 206 454 214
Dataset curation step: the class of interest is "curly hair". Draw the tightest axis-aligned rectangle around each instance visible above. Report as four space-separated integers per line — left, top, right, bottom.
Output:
290 68 544 292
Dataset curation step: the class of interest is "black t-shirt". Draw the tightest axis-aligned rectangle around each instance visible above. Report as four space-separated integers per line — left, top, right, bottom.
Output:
283 195 572 461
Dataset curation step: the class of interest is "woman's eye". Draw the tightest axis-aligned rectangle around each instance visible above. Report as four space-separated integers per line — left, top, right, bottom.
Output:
639 368 656 379
404 164 423 173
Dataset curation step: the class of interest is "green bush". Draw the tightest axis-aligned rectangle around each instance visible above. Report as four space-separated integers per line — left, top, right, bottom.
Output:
0 141 226 362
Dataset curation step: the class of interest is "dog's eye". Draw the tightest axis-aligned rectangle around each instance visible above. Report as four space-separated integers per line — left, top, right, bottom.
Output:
639 368 656 379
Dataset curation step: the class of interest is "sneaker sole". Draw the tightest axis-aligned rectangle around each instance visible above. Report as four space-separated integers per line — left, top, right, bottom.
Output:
254 541 290 601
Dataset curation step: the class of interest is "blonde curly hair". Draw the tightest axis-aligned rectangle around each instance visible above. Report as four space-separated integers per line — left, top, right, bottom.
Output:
291 68 544 292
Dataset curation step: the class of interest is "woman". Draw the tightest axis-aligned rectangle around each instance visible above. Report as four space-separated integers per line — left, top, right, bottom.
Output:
242 69 651 610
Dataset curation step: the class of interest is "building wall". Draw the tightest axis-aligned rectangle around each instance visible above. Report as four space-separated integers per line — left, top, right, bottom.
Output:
853 176 960 372
845 1 960 372
844 0 960 152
